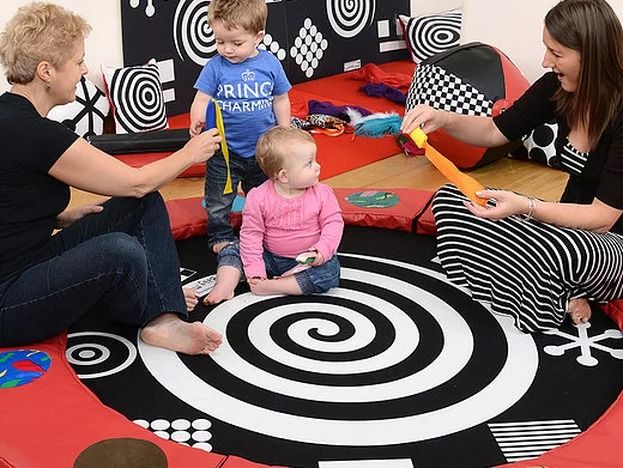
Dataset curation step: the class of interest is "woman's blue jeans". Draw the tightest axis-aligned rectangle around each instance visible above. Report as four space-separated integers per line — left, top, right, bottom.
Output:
0 192 186 347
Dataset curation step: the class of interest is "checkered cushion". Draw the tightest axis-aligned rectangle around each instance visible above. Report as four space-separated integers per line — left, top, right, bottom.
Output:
406 64 493 116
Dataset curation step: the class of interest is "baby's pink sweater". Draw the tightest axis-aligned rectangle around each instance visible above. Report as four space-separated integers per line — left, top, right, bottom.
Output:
240 180 344 279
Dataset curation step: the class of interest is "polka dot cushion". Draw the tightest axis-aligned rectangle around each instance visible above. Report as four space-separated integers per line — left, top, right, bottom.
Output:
510 120 561 168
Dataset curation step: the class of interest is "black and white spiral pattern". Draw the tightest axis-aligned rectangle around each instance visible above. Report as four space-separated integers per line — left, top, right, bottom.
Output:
405 11 462 63
140 254 538 446
67 332 137 379
173 0 216 66
110 63 167 133
326 0 376 38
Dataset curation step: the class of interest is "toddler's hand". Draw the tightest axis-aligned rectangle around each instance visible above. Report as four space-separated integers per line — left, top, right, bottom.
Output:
183 287 199 311
189 119 205 137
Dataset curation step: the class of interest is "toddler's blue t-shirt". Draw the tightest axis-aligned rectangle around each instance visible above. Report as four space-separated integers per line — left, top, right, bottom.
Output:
194 49 291 158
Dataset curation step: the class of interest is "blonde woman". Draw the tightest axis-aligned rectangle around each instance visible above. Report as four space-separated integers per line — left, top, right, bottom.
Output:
0 3 223 354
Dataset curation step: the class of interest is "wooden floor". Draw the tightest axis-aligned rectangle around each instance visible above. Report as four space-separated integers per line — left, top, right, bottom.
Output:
69 152 568 209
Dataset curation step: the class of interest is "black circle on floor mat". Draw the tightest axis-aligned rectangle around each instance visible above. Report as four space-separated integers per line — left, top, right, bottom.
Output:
71 228 623 468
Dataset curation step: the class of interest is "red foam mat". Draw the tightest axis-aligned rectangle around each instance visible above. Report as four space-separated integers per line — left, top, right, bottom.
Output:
165 188 436 241
0 335 273 468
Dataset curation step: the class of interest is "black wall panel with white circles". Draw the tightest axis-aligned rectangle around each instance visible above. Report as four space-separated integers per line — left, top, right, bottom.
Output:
121 0 410 115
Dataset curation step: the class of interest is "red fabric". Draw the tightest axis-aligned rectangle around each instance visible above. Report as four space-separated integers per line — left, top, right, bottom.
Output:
292 60 414 117
350 63 413 89
115 61 415 180
601 300 623 330
0 336 272 468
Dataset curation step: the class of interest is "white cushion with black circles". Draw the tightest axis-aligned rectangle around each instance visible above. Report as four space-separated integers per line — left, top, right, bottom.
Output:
406 64 493 117
511 120 561 168
101 59 168 134
47 76 109 137
399 10 462 64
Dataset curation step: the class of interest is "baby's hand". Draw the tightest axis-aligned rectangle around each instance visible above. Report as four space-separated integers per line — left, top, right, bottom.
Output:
310 252 324 267
248 277 265 295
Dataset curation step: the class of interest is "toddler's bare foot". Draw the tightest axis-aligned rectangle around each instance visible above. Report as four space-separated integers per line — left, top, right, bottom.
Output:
183 287 199 311
203 265 240 304
568 297 591 325
140 313 222 354
249 276 303 296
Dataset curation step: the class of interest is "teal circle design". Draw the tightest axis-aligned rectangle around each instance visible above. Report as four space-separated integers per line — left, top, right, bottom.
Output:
0 350 51 389
346 191 400 209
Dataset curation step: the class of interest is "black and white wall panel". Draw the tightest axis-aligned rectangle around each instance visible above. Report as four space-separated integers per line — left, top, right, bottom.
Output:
121 0 410 115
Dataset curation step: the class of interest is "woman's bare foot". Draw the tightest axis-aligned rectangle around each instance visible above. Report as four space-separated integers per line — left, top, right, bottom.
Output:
568 297 592 325
140 313 222 354
204 265 240 304
248 276 303 296
183 287 199 311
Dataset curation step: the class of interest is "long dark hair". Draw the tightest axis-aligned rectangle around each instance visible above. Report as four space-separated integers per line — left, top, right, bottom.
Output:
545 0 623 148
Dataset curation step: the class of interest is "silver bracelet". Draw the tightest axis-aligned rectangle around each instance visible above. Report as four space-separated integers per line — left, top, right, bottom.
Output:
524 196 536 220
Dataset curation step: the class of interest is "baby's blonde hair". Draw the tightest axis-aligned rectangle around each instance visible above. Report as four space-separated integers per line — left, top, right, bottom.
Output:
0 2 90 84
207 0 267 34
256 126 316 179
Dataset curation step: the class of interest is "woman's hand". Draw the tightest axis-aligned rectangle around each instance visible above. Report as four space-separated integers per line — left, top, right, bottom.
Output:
183 128 222 164
401 104 449 134
56 203 104 229
464 190 529 221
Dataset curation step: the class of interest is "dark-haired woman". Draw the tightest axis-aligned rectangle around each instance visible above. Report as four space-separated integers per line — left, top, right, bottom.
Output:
401 0 623 332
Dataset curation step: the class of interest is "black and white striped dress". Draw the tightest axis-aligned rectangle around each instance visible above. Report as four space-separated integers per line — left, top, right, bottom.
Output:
432 140 623 332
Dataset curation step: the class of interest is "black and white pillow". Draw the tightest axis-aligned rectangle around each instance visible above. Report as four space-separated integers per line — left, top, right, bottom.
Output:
510 121 561 168
101 59 168 134
47 76 109 137
406 63 493 116
398 10 462 64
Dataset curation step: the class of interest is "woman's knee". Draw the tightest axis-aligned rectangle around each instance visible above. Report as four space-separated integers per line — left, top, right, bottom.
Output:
97 233 147 273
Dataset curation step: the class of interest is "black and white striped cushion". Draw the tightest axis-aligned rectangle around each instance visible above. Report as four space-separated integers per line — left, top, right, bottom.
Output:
399 11 462 64
102 59 168 134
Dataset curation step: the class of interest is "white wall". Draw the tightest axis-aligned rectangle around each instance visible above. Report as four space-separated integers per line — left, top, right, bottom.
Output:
0 0 123 93
461 0 623 83
1 0 622 93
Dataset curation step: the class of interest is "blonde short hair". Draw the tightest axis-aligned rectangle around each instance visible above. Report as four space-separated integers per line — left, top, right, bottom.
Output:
256 126 316 179
207 0 267 34
0 2 91 85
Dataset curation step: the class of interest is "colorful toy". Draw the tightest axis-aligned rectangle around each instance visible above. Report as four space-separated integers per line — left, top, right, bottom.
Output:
409 128 487 206
205 99 233 194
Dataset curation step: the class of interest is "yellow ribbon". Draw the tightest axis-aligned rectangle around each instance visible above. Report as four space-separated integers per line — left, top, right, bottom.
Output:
211 99 233 195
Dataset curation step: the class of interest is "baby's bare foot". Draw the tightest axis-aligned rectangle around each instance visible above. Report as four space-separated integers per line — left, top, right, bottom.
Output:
140 313 222 354
204 284 235 304
568 297 591 325
250 277 302 296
